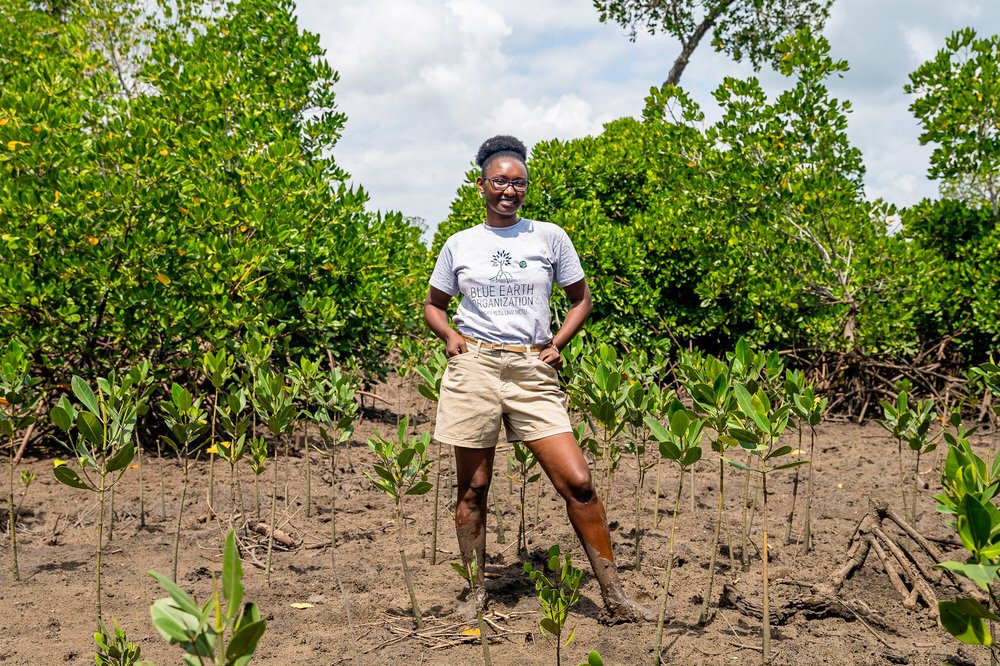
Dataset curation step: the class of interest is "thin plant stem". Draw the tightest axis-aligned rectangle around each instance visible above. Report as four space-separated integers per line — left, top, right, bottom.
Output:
652 456 662 527
654 469 684 664
397 501 424 628
802 426 817 552
634 447 645 570
107 484 115 542
136 431 145 528
208 388 218 513
478 606 492 666
699 455 725 625
912 449 922 527
172 456 190 582
330 442 337 548
740 455 753 571
157 438 166 521
762 457 771 664
96 473 105 623
784 427 803 545
690 464 695 513
8 431 20 581
266 438 279 585
431 438 442 564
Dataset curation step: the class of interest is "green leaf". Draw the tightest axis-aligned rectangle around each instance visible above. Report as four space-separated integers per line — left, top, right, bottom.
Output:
669 409 689 437
72 375 99 415
773 460 809 471
939 598 998 645
539 617 559 637
54 465 92 490
226 615 266 663
77 411 104 448
223 531 244 620
644 416 670 443
149 571 203 618
722 456 755 473
766 445 792 460
587 650 605 666
406 480 433 496
104 440 135 473
937 561 1000 591
149 597 195 644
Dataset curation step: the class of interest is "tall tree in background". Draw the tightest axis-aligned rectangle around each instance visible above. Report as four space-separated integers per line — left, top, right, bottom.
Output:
593 0 833 86
904 28 1000 218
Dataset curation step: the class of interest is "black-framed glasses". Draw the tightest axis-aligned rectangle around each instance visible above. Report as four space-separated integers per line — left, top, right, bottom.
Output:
485 177 529 192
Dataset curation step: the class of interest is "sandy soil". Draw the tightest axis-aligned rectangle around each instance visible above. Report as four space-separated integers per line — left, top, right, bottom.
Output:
0 378 995 666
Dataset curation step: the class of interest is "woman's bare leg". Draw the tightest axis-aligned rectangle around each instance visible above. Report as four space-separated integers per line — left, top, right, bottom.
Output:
526 432 653 622
454 445 496 610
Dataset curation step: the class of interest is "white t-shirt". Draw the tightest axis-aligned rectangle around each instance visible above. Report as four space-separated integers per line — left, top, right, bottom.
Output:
429 217 585 345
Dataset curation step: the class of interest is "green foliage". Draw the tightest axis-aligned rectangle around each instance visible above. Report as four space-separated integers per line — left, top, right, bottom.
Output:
592 0 832 84
148 531 266 665
523 545 585 665
646 400 703 469
936 361 1000 646
905 28 1000 216
94 619 143 666
160 384 208 458
0 0 426 383
365 416 433 501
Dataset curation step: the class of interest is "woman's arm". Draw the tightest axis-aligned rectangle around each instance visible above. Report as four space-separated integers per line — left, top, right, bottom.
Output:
540 278 592 367
424 286 468 357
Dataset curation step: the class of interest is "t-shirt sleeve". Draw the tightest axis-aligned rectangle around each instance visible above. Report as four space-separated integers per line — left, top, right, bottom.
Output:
428 239 460 296
552 227 585 287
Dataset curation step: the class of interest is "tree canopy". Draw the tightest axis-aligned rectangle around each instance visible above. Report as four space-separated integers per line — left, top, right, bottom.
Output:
593 0 832 86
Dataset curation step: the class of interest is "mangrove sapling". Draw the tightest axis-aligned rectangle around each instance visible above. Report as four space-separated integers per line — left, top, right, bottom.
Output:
904 398 938 527
792 384 827 552
311 367 358 551
452 550 491 665
395 335 424 425
729 383 802 666
877 384 915 515
288 357 326 517
149 530 266 665
0 339 41 581
782 370 807 545
94 619 142 666
646 401 703 665
523 544 585 666
249 436 267 520
508 441 541 557
570 344 626 508
622 379 670 571
366 416 434 628
249 369 296 586
127 362 155 529
159 383 209 583
934 408 1000 652
416 351 446 564
216 389 251 514
202 348 236 515
51 372 145 621
678 352 738 625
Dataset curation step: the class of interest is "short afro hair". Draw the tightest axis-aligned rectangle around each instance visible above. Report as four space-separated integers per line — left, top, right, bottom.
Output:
475 135 528 174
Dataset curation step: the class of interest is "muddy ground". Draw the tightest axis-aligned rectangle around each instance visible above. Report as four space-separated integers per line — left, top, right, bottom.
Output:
0 378 995 666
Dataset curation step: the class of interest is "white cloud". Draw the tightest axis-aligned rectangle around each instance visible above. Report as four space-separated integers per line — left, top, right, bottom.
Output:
902 25 940 65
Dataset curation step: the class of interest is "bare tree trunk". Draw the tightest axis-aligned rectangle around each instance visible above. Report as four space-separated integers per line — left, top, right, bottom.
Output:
663 1 733 87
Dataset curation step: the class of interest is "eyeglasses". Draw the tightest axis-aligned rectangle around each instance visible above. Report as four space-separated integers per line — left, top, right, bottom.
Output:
485 177 529 192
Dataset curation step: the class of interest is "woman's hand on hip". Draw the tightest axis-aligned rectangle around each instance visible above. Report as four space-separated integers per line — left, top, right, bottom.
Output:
446 331 468 358
538 345 563 370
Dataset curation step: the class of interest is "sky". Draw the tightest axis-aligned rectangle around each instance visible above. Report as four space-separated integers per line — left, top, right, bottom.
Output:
292 0 1000 237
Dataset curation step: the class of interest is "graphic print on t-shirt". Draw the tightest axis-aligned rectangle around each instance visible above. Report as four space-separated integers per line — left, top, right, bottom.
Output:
470 247 536 317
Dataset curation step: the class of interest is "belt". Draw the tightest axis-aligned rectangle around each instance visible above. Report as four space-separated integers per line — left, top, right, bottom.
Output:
462 335 548 353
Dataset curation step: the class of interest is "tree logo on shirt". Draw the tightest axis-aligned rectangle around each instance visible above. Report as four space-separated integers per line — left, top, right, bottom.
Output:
490 249 514 283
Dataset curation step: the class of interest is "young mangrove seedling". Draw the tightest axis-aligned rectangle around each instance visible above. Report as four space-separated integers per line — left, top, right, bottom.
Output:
570 343 626 509
877 383 914 517
365 416 433 628
783 372 827 551
159 383 209 583
904 397 937 527
215 388 251 515
94 619 142 666
678 351 738 625
646 400 703 665
0 339 41 582
309 365 358 552
728 382 803 665
249 368 297 586
202 348 236 516
451 549 491 666
508 441 541 557
51 371 146 622
149 530 266 665
416 350 447 564
523 544 585 666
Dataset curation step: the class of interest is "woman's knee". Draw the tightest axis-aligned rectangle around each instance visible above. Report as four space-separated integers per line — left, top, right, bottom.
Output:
457 477 492 510
556 470 597 505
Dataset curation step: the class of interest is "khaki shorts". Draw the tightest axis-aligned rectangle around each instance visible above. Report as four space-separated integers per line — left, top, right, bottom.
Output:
434 346 572 449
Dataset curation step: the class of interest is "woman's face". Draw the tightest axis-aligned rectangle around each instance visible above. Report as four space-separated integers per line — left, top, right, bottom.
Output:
477 157 528 219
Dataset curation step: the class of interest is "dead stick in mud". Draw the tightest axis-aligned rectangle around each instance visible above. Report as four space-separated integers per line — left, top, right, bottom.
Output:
871 539 913 608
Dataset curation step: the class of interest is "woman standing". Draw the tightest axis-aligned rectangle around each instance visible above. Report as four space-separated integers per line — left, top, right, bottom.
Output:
424 135 651 622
